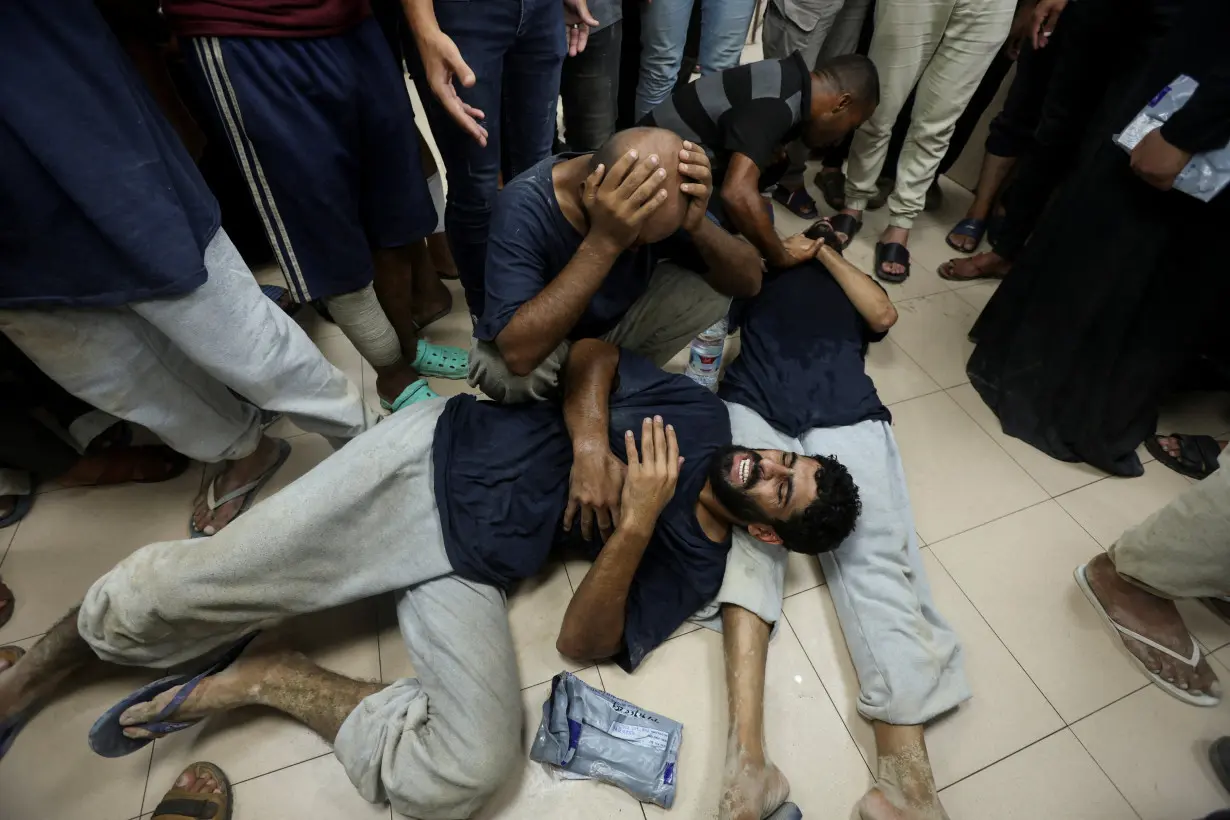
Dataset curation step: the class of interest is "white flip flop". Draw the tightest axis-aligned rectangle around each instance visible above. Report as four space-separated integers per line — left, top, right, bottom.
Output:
1074 563 1220 707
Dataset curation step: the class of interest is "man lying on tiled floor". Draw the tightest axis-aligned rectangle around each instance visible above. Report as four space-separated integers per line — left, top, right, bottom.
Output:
696 239 971 820
0 340 860 820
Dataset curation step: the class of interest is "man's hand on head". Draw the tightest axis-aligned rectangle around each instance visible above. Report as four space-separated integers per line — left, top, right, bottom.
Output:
583 150 669 253
565 443 627 542
678 141 713 233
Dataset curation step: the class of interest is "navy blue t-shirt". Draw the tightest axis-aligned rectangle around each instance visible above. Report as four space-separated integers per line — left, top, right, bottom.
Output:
720 260 890 437
474 154 706 343
0 0 220 309
433 352 732 671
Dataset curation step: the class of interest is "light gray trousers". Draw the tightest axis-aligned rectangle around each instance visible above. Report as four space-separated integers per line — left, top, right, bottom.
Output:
1109 450 1230 600
77 400 521 819
0 228 366 463
468 261 731 403
704 403 971 725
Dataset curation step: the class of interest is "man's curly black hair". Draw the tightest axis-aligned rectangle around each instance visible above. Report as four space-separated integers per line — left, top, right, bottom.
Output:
773 454 861 555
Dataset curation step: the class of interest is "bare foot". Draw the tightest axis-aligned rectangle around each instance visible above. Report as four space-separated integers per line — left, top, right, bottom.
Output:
937 251 1011 281
169 763 225 798
857 785 946 820
879 227 910 279
119 646 308 738
1085 553 1220 697
719 750 790 820
192 436 282 536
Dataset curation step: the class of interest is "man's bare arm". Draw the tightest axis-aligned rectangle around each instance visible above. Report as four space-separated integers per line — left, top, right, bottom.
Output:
558 416 680 661
817 244 898 333
561 340 626 542
689 217 762 298
721 154 793 268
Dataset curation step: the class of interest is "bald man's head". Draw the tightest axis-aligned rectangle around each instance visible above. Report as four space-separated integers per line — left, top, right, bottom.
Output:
589 127 690 244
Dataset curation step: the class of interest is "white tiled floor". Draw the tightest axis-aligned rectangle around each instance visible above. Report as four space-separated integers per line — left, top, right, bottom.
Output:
5 147 1230 820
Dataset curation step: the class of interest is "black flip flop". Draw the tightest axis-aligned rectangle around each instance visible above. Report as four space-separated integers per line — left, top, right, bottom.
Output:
814 169 846 211
1210 736 1230 794
875 242 911 283
826 213 862 251
1145 433 1223 479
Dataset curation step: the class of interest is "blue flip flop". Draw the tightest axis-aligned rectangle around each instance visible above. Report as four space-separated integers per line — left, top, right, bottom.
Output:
945 218 986 252
412 340 469 380
0 493 32 529
768 802 802 820
379 378 439 413
88 632 259 758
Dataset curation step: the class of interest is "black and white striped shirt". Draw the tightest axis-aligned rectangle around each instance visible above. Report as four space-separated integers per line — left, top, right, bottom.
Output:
640 52 812 187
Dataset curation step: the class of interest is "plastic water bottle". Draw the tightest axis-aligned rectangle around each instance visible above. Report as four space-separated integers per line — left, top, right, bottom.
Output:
685 317 728 391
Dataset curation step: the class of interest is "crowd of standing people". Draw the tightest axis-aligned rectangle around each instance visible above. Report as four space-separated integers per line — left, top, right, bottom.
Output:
0 0 1228 818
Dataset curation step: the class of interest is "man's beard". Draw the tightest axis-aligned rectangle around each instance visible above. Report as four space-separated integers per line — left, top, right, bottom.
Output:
707 445 767 524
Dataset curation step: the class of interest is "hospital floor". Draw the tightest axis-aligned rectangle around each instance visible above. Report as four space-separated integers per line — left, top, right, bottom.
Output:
4 168 1230 820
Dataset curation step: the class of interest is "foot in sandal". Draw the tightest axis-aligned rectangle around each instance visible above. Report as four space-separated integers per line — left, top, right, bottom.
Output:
937 250 1011 282
1080 552 1221 704
152 761 233 820
1147 434 1226 480
191 436 291 537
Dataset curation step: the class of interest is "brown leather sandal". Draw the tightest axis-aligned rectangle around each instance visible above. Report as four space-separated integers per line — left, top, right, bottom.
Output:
152 761 233 820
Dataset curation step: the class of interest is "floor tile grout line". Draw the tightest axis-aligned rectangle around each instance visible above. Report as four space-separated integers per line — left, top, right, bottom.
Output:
926 548 1066 726
138 737 157 817
919 495 1053 551
883 384 947 409
780 610 876 779
934 724 1070 796
939 385 1109 500
1067 710 1147 820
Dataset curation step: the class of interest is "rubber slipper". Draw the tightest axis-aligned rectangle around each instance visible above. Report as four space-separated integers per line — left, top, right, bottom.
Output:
0 494 33 530
936 255 1008 283
1074 563 1220 707
875 242 911 284
153 761 234 820
89 633 259 758
1210 736 1230 793
768 802 802 820
260 285 301 317
189 438 292 538
1145 433 1222 479
814 169 845 211
945 218 986 253
826 213 862 251
380 378 439 413
0 580 12 630
412 339 469 380
771 186 818 219
0 646 27 760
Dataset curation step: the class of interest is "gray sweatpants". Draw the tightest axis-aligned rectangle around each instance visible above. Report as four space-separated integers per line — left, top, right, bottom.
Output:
468 261 730 403
77 400 521 820
0 229 366 463
696 403 971 725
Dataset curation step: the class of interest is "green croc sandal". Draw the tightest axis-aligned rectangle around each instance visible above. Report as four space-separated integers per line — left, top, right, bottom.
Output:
380 378 439 413
413 340 469 380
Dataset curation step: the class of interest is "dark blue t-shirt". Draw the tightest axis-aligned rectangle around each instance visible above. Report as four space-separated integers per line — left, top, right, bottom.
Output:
474 154 706 343
720 260 890 437
433 352 732 671
0 0 220 309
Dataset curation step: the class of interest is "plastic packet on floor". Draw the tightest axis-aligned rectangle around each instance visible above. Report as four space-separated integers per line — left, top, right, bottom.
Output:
529 671 683 808
1114 74 1230 202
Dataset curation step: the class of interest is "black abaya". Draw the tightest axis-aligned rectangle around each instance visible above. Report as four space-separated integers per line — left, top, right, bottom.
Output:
967 0 1230 477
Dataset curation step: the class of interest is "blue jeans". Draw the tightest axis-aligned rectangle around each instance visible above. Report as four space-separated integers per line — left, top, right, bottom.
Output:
422 0 566 319
633 0 756 120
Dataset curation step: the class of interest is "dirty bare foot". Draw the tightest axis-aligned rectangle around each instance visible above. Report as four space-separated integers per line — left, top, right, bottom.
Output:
719 744 790 820
859 724 948 820
119 646 310 739
857 785 944 820
192 436 282 536
1085 552 1220 697
938 251 1011 281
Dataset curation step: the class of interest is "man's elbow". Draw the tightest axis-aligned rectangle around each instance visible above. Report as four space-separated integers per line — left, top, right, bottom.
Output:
555 630 618 663
868 303 898 333
495 335 541 377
